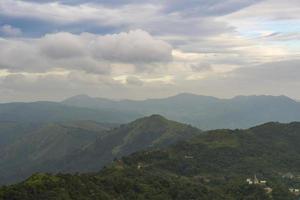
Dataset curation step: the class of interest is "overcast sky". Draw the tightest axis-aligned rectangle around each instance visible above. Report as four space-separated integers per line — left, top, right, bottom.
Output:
0 0 299 102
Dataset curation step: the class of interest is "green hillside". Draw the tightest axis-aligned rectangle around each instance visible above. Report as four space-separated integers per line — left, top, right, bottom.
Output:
0 171 272 200
0 115 199 185
43 115 201 172
124 122 300 178
1 121 300 199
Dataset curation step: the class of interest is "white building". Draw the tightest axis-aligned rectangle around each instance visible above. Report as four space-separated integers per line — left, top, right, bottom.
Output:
246 178 253 185
246 175 267 185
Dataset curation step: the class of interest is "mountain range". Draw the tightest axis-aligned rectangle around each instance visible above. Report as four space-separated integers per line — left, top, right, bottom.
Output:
0 101 141 124
1 119 300 199
2 93 300 199
63 93 300 129
1 93 300 130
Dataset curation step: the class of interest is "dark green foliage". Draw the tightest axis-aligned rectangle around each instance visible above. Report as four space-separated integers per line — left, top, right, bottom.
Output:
122 122 300 179
48 115 201 172
1 121 300 199
0 169 273 200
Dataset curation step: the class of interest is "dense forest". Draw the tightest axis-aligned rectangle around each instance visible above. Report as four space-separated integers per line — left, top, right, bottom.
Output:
1 121 300 199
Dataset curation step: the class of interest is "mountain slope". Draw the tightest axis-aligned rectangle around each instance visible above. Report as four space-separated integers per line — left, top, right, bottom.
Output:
0 115 200 185
0 121 113 184
123 122 300 178
2 122 300 199
0 122 43 150
63 93 300 129
43 115 201 172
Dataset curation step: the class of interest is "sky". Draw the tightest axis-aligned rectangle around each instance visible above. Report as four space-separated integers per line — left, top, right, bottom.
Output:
0 0 299 102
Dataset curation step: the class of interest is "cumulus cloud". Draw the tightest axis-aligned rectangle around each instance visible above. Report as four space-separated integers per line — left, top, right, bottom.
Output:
0 38 51 72
91 30 172 63
0 0 299 102
39 32 86 59
0 30 173 73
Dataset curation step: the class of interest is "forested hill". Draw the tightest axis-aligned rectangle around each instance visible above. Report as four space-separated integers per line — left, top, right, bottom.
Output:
0 115 200 185
2 121 300 199
124 121 300 178
37 115 201 173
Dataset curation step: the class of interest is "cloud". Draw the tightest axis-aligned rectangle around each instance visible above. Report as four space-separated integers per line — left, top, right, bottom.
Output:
164 59 300 99
0 0 160 25
231 59 300 82
0 30 173 73
0 25 22 37
17 0 264 17
163 0 264 17
91 30 172 63
262 32 300 41
0 0 247 38
190 63 212 72
1 59 300 102
0 70 124 102
0 0 299 102
126 76 144 86
145 17 233 37
0 38 51 72
184 59 300 98
226 0 300 20
39 32 86 59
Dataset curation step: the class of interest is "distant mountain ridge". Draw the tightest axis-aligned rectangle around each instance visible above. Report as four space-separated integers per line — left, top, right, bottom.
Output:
0 101 141 123
1 93 299 130
63 93 300 129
